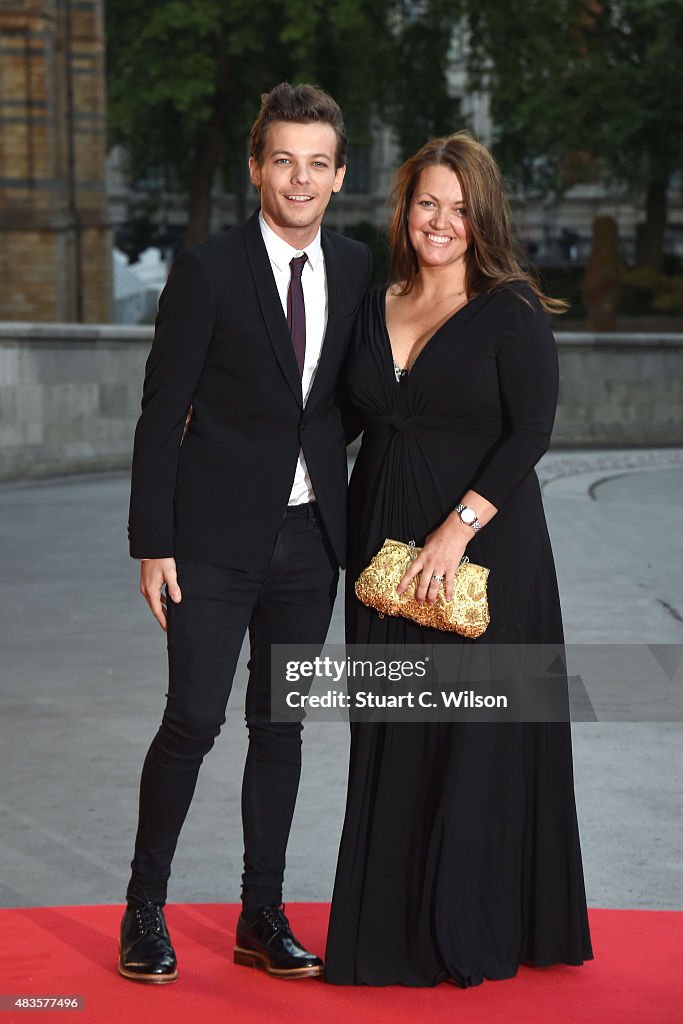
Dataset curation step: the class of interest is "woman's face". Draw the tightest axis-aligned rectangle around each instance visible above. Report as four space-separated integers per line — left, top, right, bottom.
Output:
407 164 471 273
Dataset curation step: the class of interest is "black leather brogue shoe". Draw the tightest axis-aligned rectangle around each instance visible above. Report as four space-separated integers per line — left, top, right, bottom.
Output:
118 894 178 983
234 904 323 978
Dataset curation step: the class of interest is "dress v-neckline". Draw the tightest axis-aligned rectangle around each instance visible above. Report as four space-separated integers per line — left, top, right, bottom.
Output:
381 283 484 378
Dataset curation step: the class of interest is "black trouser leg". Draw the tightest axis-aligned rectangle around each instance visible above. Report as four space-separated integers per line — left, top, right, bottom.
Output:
127 505 338 909
240 504 338 910
127 559 257 904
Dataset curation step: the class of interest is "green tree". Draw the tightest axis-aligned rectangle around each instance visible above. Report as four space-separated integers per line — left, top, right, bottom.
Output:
106 0 468 250
384 0 463 159
106 0 394 249
461 0 683 269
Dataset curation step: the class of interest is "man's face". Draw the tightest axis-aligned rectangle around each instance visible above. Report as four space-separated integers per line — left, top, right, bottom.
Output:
249 121 346 244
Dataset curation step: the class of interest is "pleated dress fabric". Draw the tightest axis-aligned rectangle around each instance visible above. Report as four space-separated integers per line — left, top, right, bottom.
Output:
324 283 593 987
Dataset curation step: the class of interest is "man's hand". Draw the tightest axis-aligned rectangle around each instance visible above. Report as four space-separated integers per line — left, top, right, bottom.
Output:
140 558 182 631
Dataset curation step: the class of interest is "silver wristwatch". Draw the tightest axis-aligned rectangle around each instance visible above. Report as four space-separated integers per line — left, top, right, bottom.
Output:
455 503 481 532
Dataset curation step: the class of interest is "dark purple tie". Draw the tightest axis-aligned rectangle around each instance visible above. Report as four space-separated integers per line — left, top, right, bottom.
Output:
287 253 307 377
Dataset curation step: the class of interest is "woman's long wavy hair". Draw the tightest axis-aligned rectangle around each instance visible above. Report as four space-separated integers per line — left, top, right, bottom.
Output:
388 131 568 315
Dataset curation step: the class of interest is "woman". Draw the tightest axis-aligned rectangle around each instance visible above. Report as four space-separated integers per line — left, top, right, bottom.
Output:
325 132 593 987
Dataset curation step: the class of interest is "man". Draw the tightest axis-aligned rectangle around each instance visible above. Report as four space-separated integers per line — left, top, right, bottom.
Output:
120 82 372 984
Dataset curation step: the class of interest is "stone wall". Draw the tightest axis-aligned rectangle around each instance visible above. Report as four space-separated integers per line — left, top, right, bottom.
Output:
0 323 147 480
553 333 683 446
0 324 681 481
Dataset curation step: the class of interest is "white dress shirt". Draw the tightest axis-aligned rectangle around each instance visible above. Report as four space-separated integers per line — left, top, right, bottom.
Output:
258 211 328 505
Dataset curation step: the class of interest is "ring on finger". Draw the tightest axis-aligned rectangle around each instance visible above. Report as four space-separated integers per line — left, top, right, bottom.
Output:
430 573 445 584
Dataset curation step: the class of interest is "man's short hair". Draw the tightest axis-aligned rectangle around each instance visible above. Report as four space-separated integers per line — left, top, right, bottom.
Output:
249 82 347 169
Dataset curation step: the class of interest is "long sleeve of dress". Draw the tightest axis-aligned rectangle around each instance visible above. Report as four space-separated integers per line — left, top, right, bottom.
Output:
128 249 216 558
469 285 559 510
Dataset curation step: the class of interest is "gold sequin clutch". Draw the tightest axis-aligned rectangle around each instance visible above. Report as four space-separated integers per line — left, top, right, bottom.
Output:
355 538 490 638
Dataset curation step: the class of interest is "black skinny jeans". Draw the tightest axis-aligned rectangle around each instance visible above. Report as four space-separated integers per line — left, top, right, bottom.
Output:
127 503 338 910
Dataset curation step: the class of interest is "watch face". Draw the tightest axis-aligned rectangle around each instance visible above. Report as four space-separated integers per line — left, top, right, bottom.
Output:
460 507 476 524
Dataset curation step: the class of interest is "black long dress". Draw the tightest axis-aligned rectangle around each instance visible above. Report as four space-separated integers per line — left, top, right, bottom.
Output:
325 283 593 987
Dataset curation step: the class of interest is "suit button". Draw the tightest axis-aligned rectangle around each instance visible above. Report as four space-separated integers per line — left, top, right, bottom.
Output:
300 421 306 432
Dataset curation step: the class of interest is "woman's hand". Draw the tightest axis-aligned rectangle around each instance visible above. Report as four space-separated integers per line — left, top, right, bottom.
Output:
397 516 472 605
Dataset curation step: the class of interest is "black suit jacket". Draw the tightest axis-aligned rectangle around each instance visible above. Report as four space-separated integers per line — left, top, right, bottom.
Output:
128 211 372 570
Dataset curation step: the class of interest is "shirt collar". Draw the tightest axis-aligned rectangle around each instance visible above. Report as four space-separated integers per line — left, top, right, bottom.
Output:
258 211 322 273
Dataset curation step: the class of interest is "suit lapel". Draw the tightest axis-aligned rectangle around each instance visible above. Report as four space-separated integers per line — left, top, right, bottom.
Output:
305 227 340 412
242 211 303 406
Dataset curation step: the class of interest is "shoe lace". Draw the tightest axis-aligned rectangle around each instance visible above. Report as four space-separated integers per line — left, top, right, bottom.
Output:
134 900 164 935
261 903 289 933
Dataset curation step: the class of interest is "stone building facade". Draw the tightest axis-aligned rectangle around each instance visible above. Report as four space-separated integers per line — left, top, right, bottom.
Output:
0 0 111 322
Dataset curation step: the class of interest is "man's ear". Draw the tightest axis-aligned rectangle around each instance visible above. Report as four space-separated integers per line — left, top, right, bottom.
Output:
332 163 346 194
248 156 261 188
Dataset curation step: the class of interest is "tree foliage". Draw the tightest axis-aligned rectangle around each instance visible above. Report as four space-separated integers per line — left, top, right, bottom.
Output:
105 0 460 248
384 0 463 159
460 0 683 265
106 1 391 246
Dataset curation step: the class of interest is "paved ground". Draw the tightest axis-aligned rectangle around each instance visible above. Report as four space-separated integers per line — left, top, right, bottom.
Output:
1 448 682 912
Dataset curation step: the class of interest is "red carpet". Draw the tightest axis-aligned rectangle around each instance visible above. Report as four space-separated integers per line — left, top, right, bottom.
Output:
1 903 681 1023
